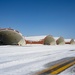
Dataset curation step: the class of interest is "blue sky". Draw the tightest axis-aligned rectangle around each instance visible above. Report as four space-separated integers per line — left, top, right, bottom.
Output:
0 0 75 38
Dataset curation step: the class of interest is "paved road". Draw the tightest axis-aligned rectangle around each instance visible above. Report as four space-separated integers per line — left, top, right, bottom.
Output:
35 57 75 75
0 45 75 75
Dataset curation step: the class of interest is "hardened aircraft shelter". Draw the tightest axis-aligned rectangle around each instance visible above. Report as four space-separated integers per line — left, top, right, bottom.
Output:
0 28 26 46
44 35 56 45
54 37 65 45
0 28 75 46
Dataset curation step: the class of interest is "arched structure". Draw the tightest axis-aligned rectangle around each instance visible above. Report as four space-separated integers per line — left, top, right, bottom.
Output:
44 35 56 45
56 37 65 45
0 28 26 46
65 39 75 45
70 39 75 44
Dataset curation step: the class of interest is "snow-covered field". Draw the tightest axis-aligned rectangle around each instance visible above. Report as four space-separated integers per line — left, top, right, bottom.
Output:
0 45 75 75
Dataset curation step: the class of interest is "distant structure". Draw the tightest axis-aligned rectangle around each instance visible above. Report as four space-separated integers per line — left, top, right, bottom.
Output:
0 28 75 46
65 39 75 45
54 37 65 45
0 28 26 46
25 35 56 45
26 36 75 45
44 35 56 45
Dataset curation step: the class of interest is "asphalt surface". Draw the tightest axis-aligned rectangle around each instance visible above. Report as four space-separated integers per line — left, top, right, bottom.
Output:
35 57 75 75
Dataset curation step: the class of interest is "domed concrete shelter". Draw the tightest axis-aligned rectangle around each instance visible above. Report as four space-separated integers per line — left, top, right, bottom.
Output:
0 28 26 46
70 39 75 44
44 35 56 45
56 37 65 45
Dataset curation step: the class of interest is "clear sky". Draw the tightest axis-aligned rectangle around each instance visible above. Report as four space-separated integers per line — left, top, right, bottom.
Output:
0 0 75 39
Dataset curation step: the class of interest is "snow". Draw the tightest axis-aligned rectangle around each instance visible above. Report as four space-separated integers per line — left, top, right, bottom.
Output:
64 39 71 42
25 35 47 41
25 36 60 41
0 45 75 75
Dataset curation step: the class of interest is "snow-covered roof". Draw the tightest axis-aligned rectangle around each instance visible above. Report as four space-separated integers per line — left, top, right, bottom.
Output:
25 35 47 41
64 39 71 42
